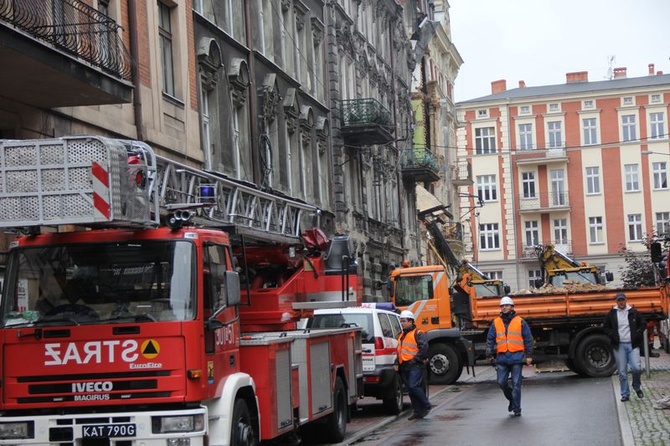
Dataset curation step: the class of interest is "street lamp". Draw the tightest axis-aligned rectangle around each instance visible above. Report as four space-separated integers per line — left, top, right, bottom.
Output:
641 150 670 156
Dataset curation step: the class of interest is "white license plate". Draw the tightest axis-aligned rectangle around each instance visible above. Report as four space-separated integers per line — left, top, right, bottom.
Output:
82 423 136 438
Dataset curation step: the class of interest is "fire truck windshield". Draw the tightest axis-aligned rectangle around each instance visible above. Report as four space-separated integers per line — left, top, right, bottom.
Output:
0 241 196 327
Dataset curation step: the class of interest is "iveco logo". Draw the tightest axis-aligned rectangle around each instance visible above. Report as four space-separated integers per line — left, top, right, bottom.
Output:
72 381 113 393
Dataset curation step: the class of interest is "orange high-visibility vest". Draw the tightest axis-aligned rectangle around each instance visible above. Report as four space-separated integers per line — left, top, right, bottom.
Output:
494 316 525 353
397 329 420 364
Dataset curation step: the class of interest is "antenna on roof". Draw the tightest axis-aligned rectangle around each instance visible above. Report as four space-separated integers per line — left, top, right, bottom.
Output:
606 55 616 80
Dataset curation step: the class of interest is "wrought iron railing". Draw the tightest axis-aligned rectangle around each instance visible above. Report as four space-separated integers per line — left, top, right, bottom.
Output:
444 222 463 243
401 147 440 171
340 98 392 129
0 0 133 81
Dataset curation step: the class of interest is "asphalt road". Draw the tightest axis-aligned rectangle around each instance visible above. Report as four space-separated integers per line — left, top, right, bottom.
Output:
333 368 622 446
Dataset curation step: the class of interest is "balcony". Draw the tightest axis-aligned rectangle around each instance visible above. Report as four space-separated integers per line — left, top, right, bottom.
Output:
339 98 394 146
514 147 568 166
520 241 572 261
401 147 441 183
518 191 570 213
452 160 473 186
0 0 133 109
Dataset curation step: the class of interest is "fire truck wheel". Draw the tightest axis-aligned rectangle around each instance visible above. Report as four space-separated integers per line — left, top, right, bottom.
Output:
324 377 347 443
382 374 404 415
427 343 462 385
231 398 257 446
575 334 616 378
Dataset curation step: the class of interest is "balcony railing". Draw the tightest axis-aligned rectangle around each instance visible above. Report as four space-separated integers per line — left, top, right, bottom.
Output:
452 160 473 185
400 147 441 182
518 191 569 212
339 98 394 145
444 222 463 243
514 147 567 165
0 0 132 81
520 241 572 260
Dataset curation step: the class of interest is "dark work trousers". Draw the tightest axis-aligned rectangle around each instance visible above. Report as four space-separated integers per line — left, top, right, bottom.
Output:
400 362 431 415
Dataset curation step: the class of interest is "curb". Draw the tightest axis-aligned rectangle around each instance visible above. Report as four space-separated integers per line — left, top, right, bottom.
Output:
613 374 635 446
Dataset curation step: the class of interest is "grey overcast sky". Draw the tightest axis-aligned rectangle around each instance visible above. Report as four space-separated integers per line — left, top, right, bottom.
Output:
449 0 670 101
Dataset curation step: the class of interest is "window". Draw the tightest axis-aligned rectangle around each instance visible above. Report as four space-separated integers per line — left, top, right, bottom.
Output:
521 172 536 198
524 220 539 247
158 2 175 97
518 123 533 150
551 169 566 206
548 103 560 113
476 175 497 202
652 162 668 189
624 164 639 191
475 127 496 154
589 216 604 244
622 115 637 142
583 100 594 109
623 96 634 106
477 109 488 119
553 218 568 244
650 112 665 139
585 166 600 194
656 212 670 235
520 105 530 115
484 271 504 280
528 270 542 288
547 121 563 148
651 94 662 104
628 214 643 241
583 118 598 145
479 223 500 250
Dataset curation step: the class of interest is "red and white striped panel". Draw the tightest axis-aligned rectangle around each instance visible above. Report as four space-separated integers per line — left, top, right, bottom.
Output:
91 161 111 221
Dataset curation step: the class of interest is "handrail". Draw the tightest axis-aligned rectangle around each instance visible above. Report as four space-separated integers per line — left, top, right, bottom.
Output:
0 0 133 81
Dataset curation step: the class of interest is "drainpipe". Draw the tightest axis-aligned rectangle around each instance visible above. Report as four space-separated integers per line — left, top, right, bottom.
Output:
128 0 143 141
245 0 260 184
506 101 521 290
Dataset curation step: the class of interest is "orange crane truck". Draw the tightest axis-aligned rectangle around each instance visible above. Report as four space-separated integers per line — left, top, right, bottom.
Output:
0 136 363 446
389 262 670 383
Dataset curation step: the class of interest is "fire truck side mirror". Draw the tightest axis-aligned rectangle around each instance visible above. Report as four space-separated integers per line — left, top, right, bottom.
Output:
224 270 240 306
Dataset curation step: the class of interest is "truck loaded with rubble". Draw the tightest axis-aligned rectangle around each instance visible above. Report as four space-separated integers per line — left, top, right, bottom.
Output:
388 225 670 382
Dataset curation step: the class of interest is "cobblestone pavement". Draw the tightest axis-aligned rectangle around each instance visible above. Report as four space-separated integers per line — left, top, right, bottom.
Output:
616 345 670 446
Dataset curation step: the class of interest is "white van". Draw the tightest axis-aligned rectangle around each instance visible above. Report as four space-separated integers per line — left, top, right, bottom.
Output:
306 305 404 414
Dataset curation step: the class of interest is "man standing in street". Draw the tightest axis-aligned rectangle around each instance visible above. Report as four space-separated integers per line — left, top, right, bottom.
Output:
395 310 431 420
486 296 533 417
603 292 646 402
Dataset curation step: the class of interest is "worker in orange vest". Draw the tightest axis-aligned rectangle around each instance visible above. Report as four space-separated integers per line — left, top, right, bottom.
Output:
485 296 533 417
395 310 431 420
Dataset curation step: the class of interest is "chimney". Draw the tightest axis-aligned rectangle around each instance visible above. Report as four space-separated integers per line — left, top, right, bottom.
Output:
613 67 627 79
657 71 664 76
649 63 655 75
566 71 589 83
518 80 526 88
491 79 507 94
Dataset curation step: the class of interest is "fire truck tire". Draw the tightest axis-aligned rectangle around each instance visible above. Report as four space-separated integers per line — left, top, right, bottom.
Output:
231 398 257 446
575 334 616 378
427 343 462 385
324 377 347 443
382 374 404 415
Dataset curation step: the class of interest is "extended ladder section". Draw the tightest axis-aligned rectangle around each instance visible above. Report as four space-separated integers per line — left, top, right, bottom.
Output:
0 136 318 243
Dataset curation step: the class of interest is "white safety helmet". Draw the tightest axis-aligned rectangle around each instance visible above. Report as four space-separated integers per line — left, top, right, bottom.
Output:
399 310 415 320
499 296 515 307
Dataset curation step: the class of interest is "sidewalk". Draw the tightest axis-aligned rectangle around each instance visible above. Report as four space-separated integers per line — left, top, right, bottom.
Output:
617 346 670 446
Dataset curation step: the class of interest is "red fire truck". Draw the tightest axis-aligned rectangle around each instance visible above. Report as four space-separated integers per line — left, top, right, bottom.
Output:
0 136 363 445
